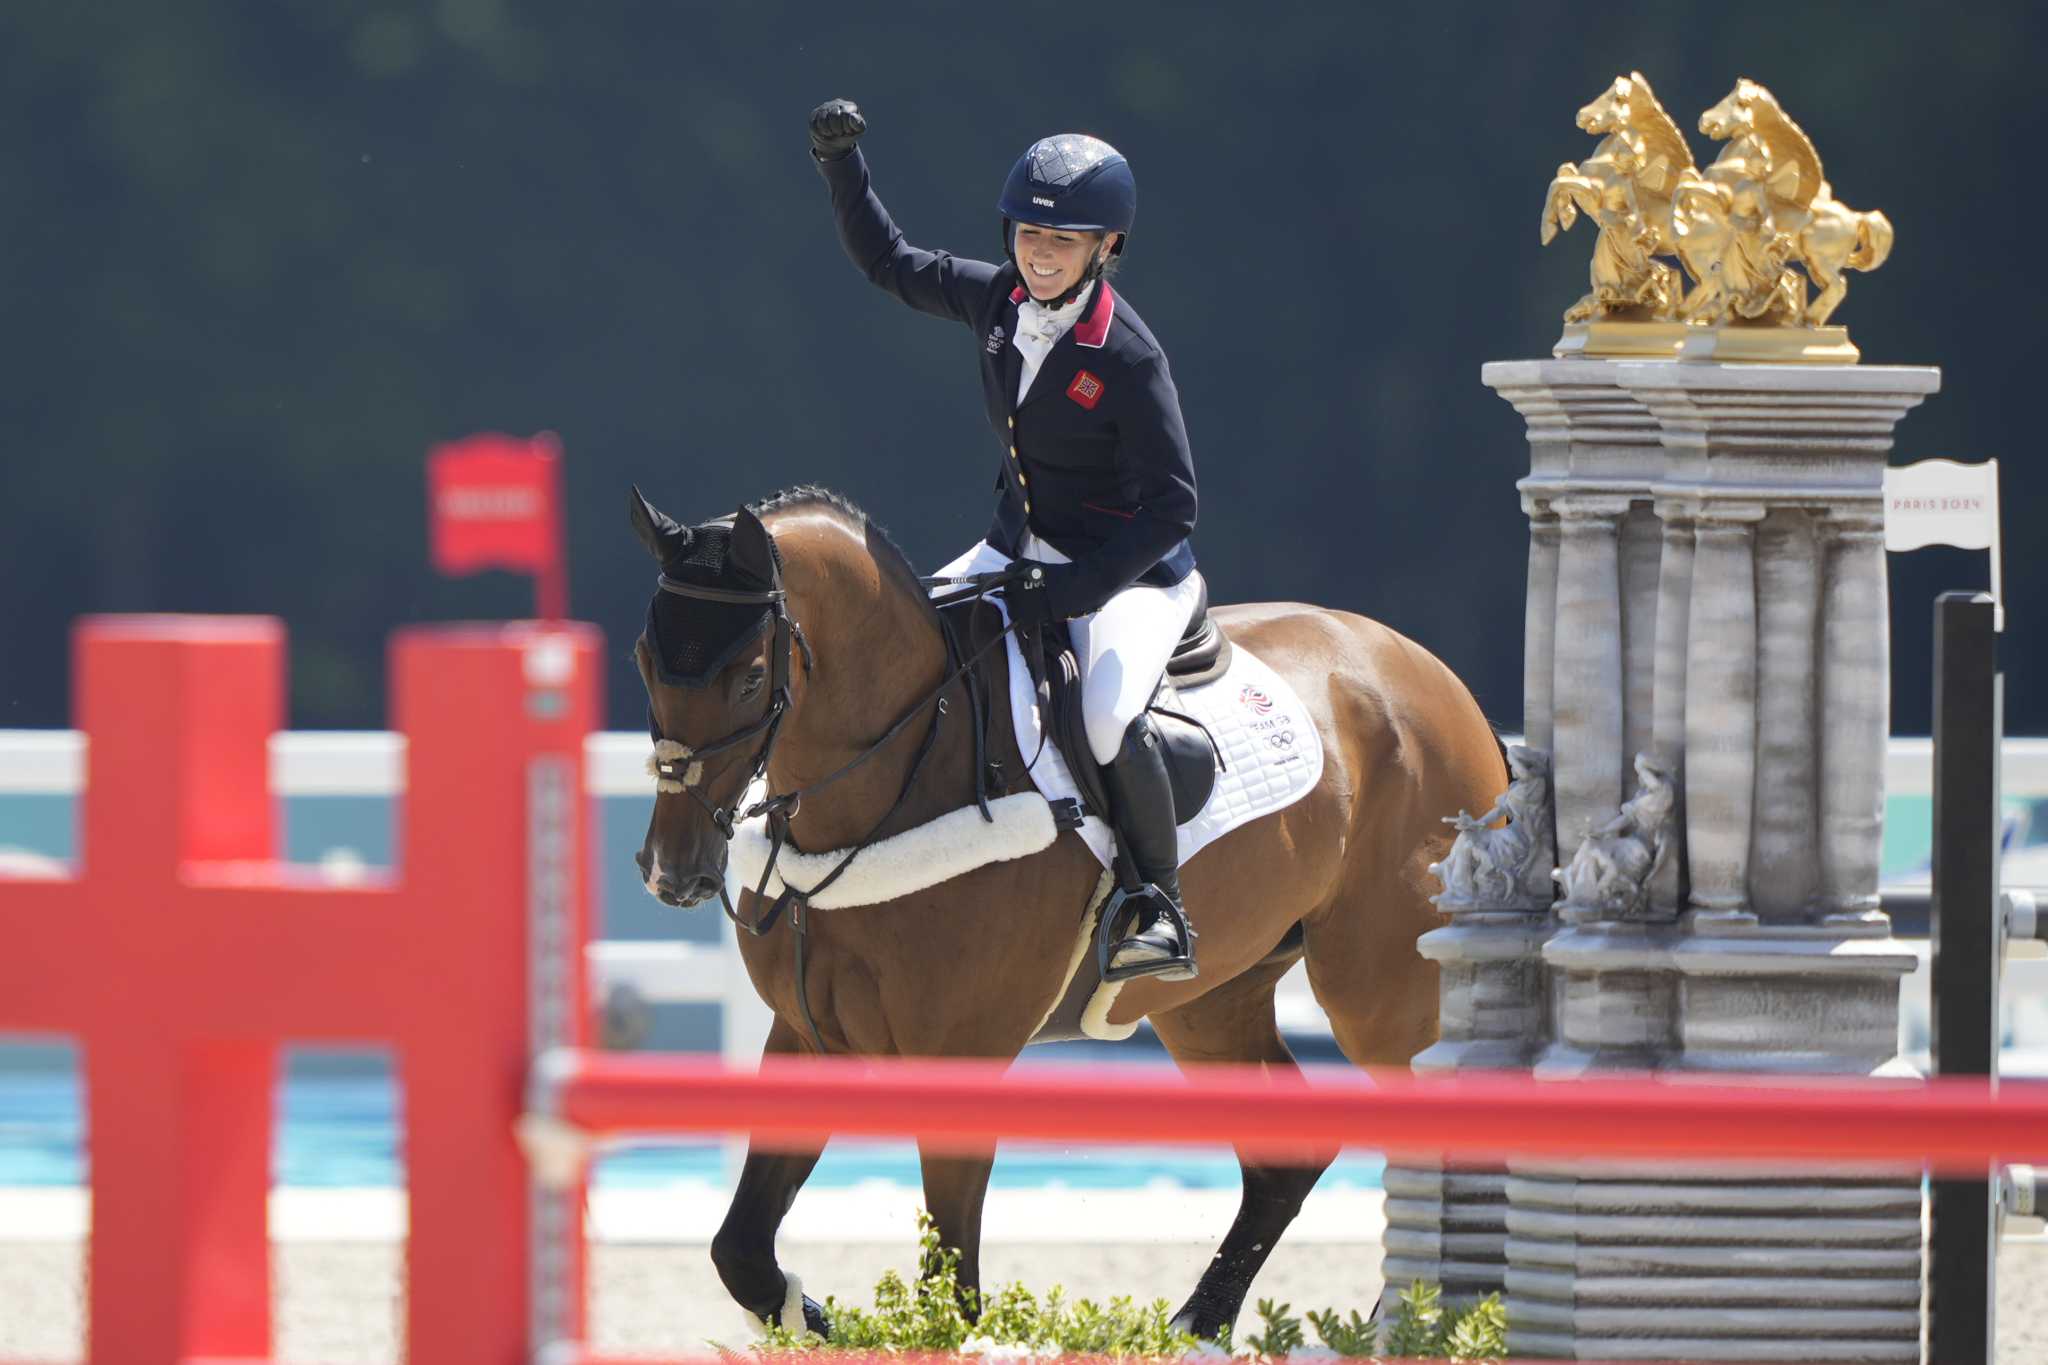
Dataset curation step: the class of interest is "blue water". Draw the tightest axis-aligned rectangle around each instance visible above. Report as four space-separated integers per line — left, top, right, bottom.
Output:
0 1066 1384 1192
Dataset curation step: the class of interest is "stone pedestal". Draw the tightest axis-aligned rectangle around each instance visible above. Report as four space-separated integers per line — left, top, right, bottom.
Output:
1442 357 1939 1361
1381 744 1558 1315
1502 1164 1924 1363
1381 910 1551 1310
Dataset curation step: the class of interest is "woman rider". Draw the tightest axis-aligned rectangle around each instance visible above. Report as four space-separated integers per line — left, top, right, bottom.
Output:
809 98 1202 982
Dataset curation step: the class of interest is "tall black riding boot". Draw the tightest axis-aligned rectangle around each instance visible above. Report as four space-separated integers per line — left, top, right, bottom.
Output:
1099 715 1197 982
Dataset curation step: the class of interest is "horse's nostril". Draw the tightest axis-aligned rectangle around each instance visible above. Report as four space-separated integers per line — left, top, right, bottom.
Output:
653 873 684 906
680 873 722 906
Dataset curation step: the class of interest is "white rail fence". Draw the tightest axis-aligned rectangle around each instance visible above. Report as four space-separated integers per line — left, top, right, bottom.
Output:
6 731 2048 1064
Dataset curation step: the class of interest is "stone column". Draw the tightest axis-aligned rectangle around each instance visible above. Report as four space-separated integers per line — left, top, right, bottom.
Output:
1751 511 1825 920
1618 505 1663 783
1524 502 1561 755
1647 511 1695 914
1684 506 1763 927
1481 360 1940 1362
1820 512 1891 928
1551 501 1628 859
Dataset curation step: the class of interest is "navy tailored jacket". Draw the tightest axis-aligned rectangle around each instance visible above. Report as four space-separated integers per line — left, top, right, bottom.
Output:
816 148 1197 618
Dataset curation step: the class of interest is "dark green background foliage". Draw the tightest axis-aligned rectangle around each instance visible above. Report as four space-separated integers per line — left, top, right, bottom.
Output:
2 2 2039 730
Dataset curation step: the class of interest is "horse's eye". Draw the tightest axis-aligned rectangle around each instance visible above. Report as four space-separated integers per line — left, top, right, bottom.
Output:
738 668 765 700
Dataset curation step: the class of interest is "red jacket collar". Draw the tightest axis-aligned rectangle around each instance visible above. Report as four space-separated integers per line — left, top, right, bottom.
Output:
1006 281 1116 350
1073 282 1114 349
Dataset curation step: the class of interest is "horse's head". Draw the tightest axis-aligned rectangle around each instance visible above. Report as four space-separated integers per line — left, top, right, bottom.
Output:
1576 72 1640 135
628 486 792 908
1698 79 1764 141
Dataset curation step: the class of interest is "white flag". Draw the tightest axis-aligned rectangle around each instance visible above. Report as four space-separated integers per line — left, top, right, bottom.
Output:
1884 459 1999 551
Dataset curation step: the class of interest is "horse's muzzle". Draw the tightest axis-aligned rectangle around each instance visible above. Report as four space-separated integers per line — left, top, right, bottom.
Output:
670 871 722 907
637 848 723 908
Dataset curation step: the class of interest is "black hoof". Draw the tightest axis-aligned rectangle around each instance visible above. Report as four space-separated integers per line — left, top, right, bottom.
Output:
1169 1303 1230 1341
802 1294 831 1338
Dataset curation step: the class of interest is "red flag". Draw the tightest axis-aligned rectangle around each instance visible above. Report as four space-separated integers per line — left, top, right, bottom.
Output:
427 432 568 618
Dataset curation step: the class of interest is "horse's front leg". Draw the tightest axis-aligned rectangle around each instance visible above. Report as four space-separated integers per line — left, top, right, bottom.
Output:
1540 166 1589 244
918 1142 999 1317
710 1017 831 1336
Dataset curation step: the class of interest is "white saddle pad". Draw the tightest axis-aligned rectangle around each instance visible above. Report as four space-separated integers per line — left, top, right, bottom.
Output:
996 607 1324 872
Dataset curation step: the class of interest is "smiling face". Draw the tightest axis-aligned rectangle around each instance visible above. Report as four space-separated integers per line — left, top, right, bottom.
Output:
1013 223 1120 301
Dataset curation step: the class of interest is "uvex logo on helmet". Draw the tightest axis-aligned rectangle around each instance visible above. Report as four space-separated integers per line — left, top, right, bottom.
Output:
1031 196 1056 207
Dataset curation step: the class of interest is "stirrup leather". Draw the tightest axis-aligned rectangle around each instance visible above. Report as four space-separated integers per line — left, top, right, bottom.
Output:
1097 883 1198 984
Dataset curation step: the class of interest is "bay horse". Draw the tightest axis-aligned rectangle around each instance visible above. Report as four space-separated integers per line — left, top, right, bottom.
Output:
628 485 1505 1338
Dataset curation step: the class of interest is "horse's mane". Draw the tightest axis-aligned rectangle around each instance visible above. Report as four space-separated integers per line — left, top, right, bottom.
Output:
752 485 930 605
1742 81 1825 207
1622 71 1693 193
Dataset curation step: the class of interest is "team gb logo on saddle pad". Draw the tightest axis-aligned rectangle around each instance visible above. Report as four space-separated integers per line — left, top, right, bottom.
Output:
1067 369 1104 409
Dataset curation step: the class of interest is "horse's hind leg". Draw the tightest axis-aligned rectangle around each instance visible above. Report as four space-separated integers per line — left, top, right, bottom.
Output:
1148 955 1336 1339
1301 854 1445 1070
1805 258 1847 326
710 1017 831 1334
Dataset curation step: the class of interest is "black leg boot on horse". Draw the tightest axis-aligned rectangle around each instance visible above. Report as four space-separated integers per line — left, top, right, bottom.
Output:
708 1021 834 1337
1100 714 1198 982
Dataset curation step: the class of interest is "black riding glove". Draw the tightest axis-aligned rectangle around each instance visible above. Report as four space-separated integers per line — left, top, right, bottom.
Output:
808 99 865 161
1003 561 1081 631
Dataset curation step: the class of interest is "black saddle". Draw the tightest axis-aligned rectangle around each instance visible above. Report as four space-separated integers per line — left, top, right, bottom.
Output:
1164 576 1232 687
1020 580 1228 828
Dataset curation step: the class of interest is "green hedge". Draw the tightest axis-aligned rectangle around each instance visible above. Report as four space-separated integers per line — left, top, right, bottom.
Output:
735 1212 1506 1360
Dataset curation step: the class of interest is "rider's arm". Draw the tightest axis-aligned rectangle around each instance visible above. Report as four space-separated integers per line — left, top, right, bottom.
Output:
1048 355 1199 619
815 148 999 326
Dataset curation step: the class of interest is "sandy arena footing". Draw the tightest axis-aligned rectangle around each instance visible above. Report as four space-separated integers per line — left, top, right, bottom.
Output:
1 1238 2043 1361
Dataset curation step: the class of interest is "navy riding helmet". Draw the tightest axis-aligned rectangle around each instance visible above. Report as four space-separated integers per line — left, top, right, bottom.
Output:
998 134 1136 307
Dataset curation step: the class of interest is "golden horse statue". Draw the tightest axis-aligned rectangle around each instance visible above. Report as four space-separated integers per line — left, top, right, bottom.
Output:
1540 71 1697 322
1679 79 1894 326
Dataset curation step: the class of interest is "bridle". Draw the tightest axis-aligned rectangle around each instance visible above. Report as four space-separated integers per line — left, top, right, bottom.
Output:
646 572 810 848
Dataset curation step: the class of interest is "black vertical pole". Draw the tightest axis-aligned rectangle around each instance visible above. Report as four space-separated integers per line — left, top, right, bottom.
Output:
1929 591 2001 1365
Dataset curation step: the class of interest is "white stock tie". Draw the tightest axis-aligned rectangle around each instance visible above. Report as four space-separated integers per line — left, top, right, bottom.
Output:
1013 282 1094 404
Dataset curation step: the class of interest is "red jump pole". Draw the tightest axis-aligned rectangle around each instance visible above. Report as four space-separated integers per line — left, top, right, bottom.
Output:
532 1051 2048 1176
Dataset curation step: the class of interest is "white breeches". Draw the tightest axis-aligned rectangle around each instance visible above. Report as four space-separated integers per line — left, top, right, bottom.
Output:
936 536 1205 765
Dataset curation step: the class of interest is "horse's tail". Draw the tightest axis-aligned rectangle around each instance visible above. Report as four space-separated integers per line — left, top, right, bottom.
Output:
1850 209 1895 272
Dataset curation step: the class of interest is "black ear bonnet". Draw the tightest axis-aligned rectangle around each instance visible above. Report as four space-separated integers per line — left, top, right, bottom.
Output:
645 517 783 688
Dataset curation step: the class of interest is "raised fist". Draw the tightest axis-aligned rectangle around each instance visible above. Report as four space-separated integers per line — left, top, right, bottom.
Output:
808 98 865 161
